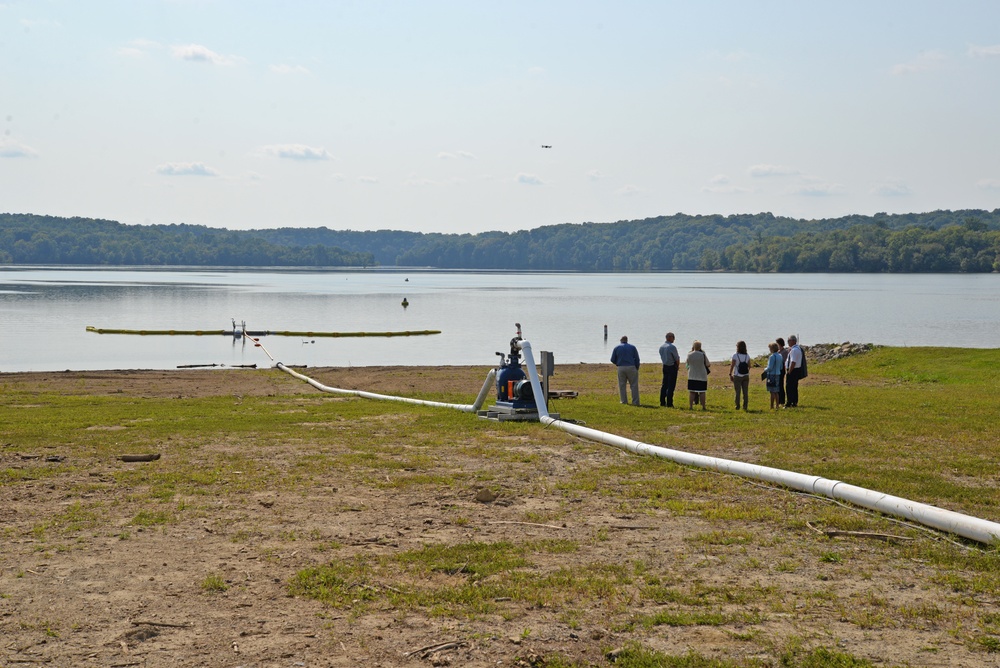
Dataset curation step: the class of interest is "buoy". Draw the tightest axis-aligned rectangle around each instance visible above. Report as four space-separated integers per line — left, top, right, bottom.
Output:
401 298 409 308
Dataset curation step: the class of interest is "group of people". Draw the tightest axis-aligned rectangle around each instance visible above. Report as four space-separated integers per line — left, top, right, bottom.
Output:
610 333 806 410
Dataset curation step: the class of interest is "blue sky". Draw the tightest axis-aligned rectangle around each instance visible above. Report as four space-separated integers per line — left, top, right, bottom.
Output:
2 1 1000 233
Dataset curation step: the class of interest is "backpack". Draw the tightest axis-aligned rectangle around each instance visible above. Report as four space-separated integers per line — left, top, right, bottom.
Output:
796 347 808 378
737 354 749 375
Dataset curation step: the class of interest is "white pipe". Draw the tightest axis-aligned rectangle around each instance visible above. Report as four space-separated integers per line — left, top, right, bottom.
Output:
275 363 496 413
516 340 1000 545
517 339 549 419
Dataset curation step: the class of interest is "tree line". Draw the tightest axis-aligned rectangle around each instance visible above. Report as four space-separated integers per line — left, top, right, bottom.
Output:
0 214 374 267
706 219 999 273
250 209 1000 272
3 209 1000 272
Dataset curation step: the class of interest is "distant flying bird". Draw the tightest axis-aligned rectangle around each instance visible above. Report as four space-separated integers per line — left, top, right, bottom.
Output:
541 145 552 149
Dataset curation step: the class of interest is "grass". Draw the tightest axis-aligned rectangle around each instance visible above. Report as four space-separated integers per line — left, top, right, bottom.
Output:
3 347 1000 664
201 573 229 593
593 643 880 667
289 539 632 618
567 347 1000 522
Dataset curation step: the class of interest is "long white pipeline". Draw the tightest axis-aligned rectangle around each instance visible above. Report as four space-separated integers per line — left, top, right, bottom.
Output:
516 340 1000 545
275 362 496 413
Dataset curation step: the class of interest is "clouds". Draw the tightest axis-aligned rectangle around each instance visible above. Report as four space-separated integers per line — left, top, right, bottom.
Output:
614 184 642 196
792 181 845 197
437 151 477 160
113 36 325 78
155 162 219 177
269 64 310 75
117 39 260 69
18 17 60 31
968 44 1000 58
404 178 436 188
170 43 244 66
745 164 845 197
154 143 333 179
115 38 316 75
516 173 544 186
889 49 948 76
8 3 1000 234
748 164 799 178
700 165 855 199
116 39 161 59
0 139 38 158
257 144 332 161
889 44 1000 76
702 174 750 195
403 176 478 188
871 182 911 197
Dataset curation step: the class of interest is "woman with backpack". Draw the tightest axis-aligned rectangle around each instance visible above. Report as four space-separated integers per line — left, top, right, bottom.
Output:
729 340 752 411
764 342 783 409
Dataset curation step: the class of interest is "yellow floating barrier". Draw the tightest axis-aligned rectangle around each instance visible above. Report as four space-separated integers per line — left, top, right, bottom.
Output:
269 330 441 338
87 326 226 336
86 326 440 338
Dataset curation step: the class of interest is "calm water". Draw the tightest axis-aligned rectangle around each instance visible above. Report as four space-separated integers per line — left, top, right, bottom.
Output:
1 267 998 373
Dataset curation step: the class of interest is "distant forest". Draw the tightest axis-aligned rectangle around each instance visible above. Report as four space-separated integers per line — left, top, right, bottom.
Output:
0 214 374 267
3 209 1000 272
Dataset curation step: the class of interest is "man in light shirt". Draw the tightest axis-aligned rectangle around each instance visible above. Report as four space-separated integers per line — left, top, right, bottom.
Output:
658 332 680 408
784 335 803 408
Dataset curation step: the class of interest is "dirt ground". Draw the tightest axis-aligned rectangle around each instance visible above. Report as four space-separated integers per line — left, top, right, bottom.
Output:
1 366 998 667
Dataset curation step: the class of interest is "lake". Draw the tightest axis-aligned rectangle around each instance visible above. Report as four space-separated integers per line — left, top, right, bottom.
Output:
1 267 998 373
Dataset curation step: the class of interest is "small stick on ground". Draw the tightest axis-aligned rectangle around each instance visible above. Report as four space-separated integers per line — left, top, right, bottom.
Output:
807 521 914 542
118 454 161 462
404 640 469 658
447 561 469 575
130 620 192 628
487 521 565 530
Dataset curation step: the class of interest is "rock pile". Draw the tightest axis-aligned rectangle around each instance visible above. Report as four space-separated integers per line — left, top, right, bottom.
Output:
804 341 876 363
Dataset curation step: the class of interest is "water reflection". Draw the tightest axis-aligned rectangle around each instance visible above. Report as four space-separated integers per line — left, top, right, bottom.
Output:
1 268 998 372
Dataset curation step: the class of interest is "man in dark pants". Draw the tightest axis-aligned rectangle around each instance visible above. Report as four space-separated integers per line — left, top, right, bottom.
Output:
658 331 680 407
784 335 803 407
776 337 789 407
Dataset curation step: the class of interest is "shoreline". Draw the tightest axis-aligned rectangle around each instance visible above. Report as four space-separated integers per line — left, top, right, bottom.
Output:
0 342 882 377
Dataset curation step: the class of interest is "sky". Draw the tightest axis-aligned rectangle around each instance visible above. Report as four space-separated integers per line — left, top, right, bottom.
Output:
2 1 1000 234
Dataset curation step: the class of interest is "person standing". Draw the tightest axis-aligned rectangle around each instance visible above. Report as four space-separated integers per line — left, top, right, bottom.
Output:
729 340 751 411
785 335 803 408
611 335 641 406
658 332 680 407
685 340 710 410
776 337 789 407
765 342 783 409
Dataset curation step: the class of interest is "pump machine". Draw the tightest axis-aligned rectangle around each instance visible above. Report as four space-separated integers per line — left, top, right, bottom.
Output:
478 324 559 422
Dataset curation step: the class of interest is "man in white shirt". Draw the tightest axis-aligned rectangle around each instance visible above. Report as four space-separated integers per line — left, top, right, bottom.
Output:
784 335 803 408
658 332 680 407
